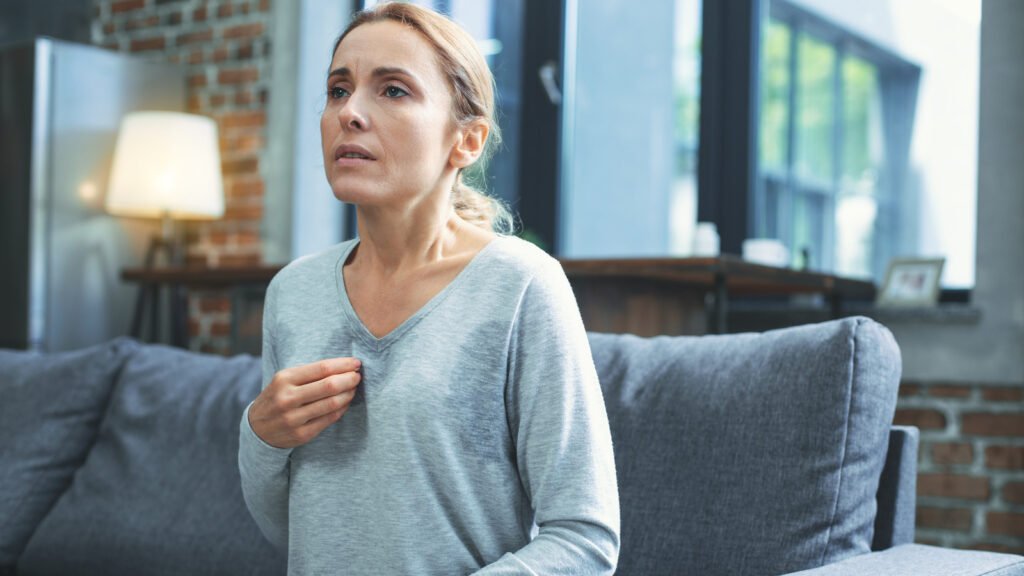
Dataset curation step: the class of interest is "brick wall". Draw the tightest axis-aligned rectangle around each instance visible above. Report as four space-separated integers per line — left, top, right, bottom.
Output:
92 0 273 354
895 382 1024 554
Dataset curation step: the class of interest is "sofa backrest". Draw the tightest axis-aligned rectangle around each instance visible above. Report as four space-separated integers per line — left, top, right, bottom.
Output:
588 316 902 575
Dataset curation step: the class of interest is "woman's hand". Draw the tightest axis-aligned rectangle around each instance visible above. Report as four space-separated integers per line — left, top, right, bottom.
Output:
248 357 363 449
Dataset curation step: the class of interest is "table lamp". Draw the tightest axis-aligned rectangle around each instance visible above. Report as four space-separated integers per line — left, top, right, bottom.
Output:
105 111 224 268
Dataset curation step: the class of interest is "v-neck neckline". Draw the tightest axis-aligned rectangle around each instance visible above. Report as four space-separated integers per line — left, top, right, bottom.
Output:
334 236 504 352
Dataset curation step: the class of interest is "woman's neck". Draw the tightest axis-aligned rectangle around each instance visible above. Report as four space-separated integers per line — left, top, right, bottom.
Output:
350 202 464 277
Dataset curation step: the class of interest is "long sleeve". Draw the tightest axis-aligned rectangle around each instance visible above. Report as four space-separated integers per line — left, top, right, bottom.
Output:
238 279 293 551
474 257 621 575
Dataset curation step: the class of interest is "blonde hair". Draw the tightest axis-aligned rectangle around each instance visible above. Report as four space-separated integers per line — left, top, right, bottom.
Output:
332 2 514 234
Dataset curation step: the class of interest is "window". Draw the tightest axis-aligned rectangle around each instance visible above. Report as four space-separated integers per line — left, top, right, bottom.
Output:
559 0 702 257
755 0 979 287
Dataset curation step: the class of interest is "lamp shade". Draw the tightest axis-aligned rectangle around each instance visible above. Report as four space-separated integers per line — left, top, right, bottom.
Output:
105 111 224 219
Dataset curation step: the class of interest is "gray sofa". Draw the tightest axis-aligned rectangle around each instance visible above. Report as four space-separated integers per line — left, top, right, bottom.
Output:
1 316 1022 575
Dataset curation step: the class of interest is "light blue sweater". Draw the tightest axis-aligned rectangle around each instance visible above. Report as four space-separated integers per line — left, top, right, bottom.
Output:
238 235 620 575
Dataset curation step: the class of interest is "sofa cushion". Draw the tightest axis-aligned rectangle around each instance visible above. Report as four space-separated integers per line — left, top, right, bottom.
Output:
17 343 287 576
0 337 137 571
588 316 901 575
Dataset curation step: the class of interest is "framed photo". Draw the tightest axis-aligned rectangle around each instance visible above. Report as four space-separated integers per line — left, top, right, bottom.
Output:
877 258 945 307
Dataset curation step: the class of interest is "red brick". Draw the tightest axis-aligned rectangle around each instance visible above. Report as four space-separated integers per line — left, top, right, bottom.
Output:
178 29 213 45
928 385 972 398
209 231 230 246
1003 481 1024 505
259 0 270 12
193 6 208 21
987 511 1024 537
103 22 117 35
224 134 264 154
238 41 254 59
213 46 230 62
167 11 183 26
199 296 231 313
894 409 947 430
898 383 922 397
188 319 201 337
210 321 232 336
188 73 208 88
918 473 990 501
917 507 973 531
223 202 263 220
218 3 234 18
125 15 159 30
111 0 146 14
963 413 1024 437
221 157 259 176
130 36 165 52
983 388 1024 402
218 67 259 84
233 91 253 106
187 94 202 113
220 111 265 129
932 442 974 466
235 230 260 245
986 445 1024 469
210 93 227 108
223 23 265 40
229 178 264 199
187 49 204 64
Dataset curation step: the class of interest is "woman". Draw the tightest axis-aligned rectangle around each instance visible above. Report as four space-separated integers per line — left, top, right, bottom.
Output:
238 3 619 574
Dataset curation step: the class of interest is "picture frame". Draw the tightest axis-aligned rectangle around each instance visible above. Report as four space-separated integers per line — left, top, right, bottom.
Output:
876 257 945 307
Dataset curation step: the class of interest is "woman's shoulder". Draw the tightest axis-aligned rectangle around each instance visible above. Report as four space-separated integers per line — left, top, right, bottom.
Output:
487 234 562 279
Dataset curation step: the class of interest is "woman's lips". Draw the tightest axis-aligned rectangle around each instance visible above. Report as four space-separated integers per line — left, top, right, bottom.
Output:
334 155 375 168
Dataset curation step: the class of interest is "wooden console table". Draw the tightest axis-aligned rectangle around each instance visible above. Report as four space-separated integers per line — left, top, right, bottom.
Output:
121 265 282 349
558 255 876 336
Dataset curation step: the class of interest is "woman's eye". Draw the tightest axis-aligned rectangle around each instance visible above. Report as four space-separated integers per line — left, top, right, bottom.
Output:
384 85 409 98
328 86 349 99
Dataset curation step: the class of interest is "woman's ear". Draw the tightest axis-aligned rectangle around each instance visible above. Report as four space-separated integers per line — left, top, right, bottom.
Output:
450 119 489 169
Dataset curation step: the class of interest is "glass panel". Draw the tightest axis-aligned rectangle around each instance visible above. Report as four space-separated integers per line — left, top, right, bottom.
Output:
669 0 703 254
759 18 791 173
794 33 835 185
840 56 882 195
561 0 700 257
835 194 877 278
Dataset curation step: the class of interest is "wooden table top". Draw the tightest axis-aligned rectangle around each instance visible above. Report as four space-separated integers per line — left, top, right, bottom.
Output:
123 254 876 298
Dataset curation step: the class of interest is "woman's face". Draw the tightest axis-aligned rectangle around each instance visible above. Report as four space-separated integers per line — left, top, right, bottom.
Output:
321 21 462 209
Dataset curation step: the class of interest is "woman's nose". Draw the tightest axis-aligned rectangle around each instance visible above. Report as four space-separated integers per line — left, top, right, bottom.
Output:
337 96 368 131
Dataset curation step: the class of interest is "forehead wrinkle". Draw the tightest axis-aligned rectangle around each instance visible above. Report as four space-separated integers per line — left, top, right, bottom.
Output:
330 22 446 90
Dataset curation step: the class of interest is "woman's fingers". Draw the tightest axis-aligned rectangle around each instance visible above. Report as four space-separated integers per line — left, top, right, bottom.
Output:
293 389 357 427
276 357 362 388
292 370 362 407
297 406 348 440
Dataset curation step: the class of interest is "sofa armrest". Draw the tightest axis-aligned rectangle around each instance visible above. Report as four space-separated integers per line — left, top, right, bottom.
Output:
784 544 1024 576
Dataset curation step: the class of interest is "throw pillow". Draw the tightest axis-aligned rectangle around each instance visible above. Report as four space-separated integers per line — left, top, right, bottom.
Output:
17 342 286 576
589 316 902 575
0 337 138 571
